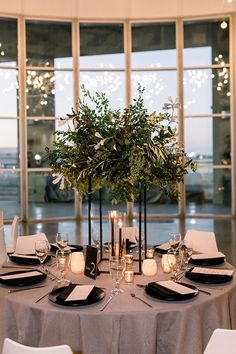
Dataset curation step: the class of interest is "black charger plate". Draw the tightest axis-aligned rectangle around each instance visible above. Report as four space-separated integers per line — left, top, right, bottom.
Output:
103 241 137 250
145 281 198 301
185 267 233 284
49 284 105 306
50 244 83 253
0 270 46 286
189 256 225 266
9 254 51 265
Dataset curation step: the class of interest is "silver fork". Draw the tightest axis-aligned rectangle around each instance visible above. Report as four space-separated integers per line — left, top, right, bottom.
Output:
130 291 152 308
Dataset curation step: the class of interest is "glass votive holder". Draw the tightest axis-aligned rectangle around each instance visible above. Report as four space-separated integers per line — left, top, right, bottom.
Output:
124 270 135 283
161 253 176 273
142 259 157 276
70 252 85 274
146 249 154 259
124 254 134 265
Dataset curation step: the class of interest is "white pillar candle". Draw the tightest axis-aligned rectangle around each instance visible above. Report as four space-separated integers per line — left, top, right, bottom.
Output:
161 254 176 273
70 252 85 274
142 259 157 276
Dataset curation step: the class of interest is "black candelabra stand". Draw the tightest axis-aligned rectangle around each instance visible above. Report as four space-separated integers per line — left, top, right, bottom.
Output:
87 178 147 275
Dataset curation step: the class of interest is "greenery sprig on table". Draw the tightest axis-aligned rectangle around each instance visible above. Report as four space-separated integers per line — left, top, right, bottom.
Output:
45 85 196 204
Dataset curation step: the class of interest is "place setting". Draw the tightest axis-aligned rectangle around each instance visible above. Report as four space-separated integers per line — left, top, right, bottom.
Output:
50 232 83 253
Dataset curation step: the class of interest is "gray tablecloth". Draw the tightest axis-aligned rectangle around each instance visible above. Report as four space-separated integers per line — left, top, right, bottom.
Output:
0 260 236 354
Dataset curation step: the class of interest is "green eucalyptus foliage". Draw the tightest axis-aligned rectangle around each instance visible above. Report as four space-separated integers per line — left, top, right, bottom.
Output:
45 86 196 204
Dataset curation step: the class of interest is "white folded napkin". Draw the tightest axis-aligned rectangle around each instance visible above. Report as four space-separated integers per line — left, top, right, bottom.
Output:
156 241 170 251
121 227 138 243
184 229 218 254
156 280 196 295
65 285 94 301
191 267 234 277
191 251 225 260
15 233 48 255
0 270 42 281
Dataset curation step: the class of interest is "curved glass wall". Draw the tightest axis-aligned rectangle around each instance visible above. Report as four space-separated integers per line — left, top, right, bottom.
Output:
0 15 233 220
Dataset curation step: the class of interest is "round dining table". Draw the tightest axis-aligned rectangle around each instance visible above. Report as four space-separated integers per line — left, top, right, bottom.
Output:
0 258 236 354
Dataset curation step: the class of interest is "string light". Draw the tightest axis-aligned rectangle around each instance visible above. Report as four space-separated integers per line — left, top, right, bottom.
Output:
220 21 228 29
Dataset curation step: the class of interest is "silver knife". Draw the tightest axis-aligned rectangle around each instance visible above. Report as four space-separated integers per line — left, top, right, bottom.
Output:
8 285 46 293
100 294 113 312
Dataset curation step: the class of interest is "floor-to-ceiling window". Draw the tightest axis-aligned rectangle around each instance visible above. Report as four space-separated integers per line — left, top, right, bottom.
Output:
0 17 20 219
79 22 127 217
0 15 233 222
131 21 179 216
25 20 74 220
183 18 231 216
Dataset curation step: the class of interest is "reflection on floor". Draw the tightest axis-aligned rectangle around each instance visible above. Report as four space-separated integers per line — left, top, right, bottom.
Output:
4 218 236 267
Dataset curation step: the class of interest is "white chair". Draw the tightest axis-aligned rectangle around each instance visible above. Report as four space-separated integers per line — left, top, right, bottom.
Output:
6 215 19 254
2 338 73 354
0 226 7 267
204 329 236 354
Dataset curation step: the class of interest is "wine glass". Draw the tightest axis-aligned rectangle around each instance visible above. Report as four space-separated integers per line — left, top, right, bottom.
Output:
168 232 181 254
109 256 126 295
56 233 69 253
167 249 183 282
180 239 193 271
92 229 100 249
135 234 145 256
35 240 50 271
56 249 71 286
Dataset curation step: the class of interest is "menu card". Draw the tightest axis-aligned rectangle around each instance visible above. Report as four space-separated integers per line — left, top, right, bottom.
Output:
191 252 225 260
191 267 234 276
65 285 94 301
156 280 196 295
0 270 42 280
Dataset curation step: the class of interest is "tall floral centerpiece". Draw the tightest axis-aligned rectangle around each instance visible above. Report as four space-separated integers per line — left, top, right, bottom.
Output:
45 86 196 205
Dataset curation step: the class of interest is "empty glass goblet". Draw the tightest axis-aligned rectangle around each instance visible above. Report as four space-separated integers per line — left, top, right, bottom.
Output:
179 239 193 271
35 240 50 271
168 232 181 254
109 256 126 295
56 233 69 253
92 229 100 249
56 249 71 286
167 249 183 282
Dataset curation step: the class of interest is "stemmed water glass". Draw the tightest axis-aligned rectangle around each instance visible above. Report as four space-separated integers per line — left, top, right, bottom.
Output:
168 232 181 254
109 256 126 295
167 249 183 282
180 239 193 271
56 249 71 286
56 233 69 253
135 234 145 256
92 229 100 249
35 240 50 271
